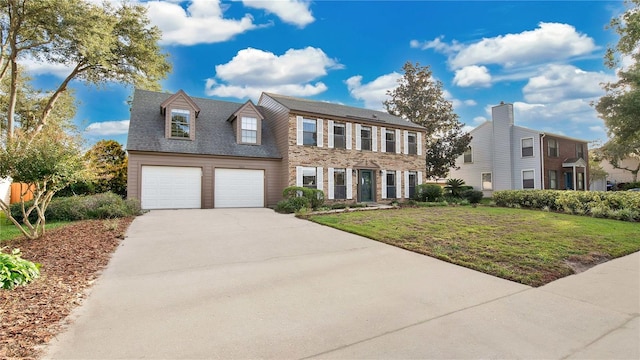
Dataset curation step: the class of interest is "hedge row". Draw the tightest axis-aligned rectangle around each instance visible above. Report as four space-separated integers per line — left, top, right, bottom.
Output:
493 190 640 221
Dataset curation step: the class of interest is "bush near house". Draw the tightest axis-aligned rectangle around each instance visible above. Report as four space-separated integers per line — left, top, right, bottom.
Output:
275 186 325 214
10 192 142 223
494 190 640 221
413 184 443 202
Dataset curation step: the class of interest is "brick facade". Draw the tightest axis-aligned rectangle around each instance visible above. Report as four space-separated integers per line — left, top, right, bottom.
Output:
542 135 589 190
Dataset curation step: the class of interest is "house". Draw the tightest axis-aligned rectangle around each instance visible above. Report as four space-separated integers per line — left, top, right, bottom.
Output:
449 102 589 196
0 177 10 206
591 157 640 191
127 89 427 209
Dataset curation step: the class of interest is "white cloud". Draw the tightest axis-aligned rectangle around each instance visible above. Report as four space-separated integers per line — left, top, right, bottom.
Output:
146 0 259 46
345 73 400 110
473 116 487 124
453 65 492 87
523 64 615 103
21 57 74 78
464 99 477 106
242 0 314 27
205 47 341 99
85 120 130 136
410 36 462 55
589 125 604 132
512 100 604 140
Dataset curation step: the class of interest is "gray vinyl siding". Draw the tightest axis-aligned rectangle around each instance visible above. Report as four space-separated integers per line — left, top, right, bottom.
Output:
512 126 542 189
450 122 493 195
128 151 282 208
491 104 515 191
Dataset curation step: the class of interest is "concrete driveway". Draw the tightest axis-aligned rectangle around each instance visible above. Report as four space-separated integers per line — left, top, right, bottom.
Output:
44 209 639 359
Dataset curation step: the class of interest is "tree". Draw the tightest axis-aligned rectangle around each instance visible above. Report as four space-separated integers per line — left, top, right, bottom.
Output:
0 129 87 239
85 140 128 197
0 0 170 139
594 0 640 177
588 151 609 185
384 62 471 179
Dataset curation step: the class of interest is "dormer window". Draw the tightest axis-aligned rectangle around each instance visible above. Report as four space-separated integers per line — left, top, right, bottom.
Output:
171 109 191 138
241 117 258 144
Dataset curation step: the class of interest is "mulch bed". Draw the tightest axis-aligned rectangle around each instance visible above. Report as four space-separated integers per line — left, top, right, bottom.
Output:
0 217 134 359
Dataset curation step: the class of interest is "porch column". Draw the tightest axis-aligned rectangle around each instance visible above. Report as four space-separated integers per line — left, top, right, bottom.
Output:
573 165 577 190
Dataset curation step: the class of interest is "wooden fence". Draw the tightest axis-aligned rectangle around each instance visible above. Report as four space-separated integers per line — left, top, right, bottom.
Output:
10 183 35 204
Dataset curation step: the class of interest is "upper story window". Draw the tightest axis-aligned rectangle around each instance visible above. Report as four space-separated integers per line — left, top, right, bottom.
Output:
303 119 317 146
523 170 535 189
463 146 473 163
241 117 257 144
361 126 372 151
576 143 584 159
385 130 396 153
171 109 190 138
407 132 417 155
521 137 534 157
548 138 558 157
333 122 346 149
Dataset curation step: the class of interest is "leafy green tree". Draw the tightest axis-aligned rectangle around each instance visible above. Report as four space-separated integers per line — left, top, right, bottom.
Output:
595 0 640 177
0 129 87 239
0 0 170 139
384 62 471 179
85 140 128 197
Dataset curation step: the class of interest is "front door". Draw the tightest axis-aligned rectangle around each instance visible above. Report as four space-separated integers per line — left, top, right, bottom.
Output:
359 169 375 202
565 172 573 190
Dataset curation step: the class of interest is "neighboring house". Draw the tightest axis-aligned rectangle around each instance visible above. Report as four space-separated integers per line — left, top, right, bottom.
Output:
0 177 10 205
127 89 427 209
591 157 640 191
449 102 589 197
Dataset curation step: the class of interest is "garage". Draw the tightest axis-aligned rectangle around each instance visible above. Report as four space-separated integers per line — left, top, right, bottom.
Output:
141 166 202 209
214 168 264 208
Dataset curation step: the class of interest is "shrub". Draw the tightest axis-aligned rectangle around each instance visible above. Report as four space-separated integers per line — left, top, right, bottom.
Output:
282 186 325 209
621 181 640 190
414 184 443 202
444 178 466 197
275 197 310 213
0 248 40 290
461 189 484 204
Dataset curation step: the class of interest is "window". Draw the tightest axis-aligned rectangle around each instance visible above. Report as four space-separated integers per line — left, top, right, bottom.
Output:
481 172 492 190
549 170 557 189
463 146 473 163
408 171 417 199
334 169 346 199
303 119 317 146
170 109 190 138
522 170 535 189
577 172 584 190
385 130 395 153
521 138 534 157
241 117 257 144
361 126 372 151
548 139 558 157
407 132 417 155
302 167 316 189
333 122 346 149
576 144 584 159
386 171 397 198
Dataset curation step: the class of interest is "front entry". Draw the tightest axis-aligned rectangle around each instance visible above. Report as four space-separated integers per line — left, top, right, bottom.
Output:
564 172 573 190
358 169 375 202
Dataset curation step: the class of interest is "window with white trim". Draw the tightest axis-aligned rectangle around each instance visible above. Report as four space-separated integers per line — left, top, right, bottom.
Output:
303 119 317 146
333 122 346 149
302 167 317 189
334 169 346 199
408 171 417 199
241 117 257 144
386 171 397 199
576 143 584 159
408 132 417 155
463 146 473 163
549 170 557 189
481 172 492 190
361 126 372 151
522 170 535 189
170 109 190 138
385 130 395 153
548 138 558 157
521 138 534 157
577 172 584 190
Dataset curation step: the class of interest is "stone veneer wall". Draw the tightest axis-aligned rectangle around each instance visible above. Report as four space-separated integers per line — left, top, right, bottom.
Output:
285 113 425 203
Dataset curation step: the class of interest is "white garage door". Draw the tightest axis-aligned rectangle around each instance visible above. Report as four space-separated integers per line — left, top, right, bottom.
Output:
215 169 264 208
141 166 201 209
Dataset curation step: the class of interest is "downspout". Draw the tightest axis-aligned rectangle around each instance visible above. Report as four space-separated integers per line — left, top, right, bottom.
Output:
540 134 545 189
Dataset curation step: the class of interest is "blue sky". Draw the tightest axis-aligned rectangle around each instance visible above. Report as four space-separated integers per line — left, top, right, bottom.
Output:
27 1 624 148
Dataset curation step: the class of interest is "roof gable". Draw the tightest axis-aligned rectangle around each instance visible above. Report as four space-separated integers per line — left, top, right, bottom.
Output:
228 100 264 122
160 89 201 118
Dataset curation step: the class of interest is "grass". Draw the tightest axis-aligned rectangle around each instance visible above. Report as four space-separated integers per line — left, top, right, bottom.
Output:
0 212 69 242
308 206 640 286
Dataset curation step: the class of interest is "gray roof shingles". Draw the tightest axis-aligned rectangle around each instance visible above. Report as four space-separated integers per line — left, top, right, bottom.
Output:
263 93 426 130
127 89 282 159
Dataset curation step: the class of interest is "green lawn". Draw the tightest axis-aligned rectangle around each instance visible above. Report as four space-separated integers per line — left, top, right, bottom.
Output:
308 206 640 286
0 212 69 242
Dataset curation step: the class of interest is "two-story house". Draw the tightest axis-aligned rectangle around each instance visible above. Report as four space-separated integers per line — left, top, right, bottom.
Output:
449 102 589 196
127 89 426 209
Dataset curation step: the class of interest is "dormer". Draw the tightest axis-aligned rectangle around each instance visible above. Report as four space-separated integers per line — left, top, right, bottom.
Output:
228 100 264 145
160 89 201 140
